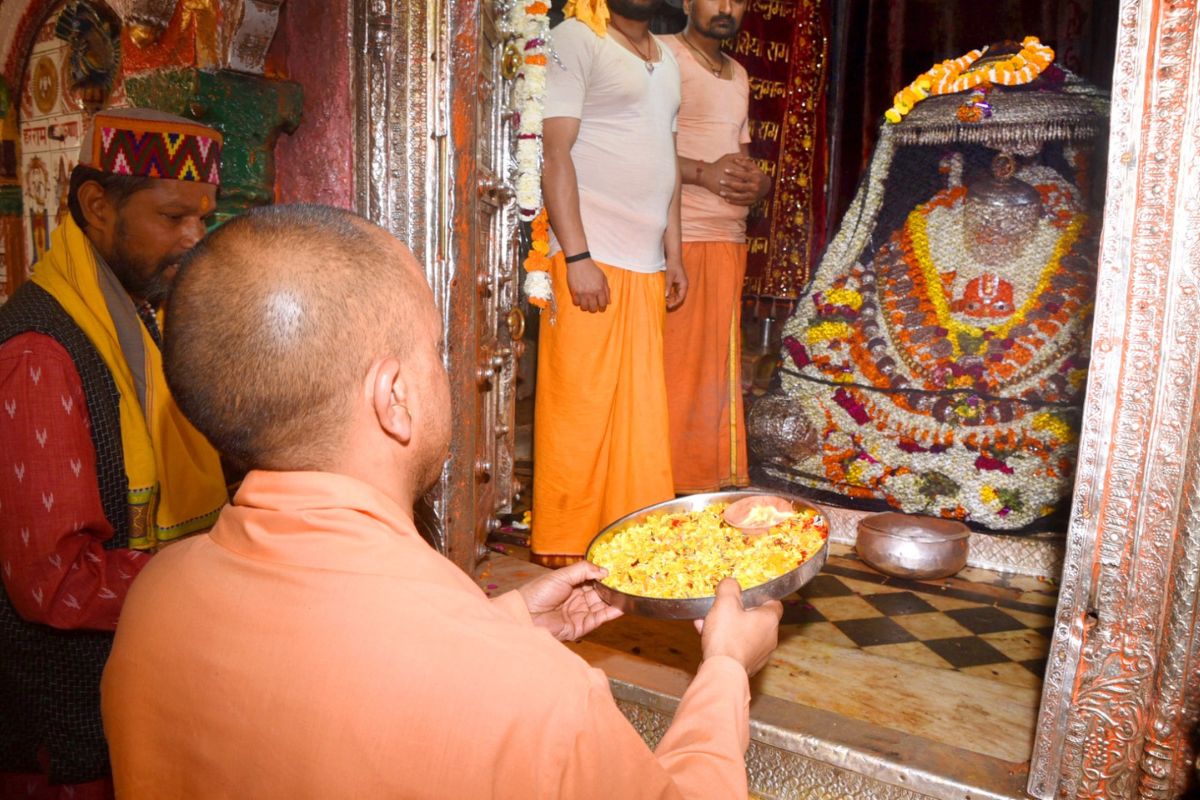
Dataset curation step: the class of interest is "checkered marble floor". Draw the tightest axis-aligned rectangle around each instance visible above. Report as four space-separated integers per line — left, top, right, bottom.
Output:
784 546 1057 688
481 535 1054 762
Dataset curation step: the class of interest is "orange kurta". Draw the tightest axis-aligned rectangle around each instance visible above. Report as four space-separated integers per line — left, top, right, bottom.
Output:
102 471 750 799
664 242 750 492
532 254 675 564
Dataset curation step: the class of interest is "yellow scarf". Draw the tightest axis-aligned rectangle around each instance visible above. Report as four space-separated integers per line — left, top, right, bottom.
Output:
563 0 610 36
31 217 226 549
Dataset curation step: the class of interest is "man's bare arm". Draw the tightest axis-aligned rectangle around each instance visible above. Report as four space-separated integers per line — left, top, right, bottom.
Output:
543 116 610 313
664 142 687 310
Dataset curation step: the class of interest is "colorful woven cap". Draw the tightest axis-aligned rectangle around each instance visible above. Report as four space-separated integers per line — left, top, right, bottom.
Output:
79 107 222 186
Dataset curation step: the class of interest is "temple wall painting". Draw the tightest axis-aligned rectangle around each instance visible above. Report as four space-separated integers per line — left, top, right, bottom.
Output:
0 0 298 301
16 1 117 275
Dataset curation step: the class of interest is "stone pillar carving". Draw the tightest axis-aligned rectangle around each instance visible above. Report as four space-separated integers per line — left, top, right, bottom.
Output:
123 68 302 219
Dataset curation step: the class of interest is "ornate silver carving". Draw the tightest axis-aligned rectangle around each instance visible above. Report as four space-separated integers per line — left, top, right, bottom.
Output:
614 699 669 750
745 743 931 800
354 0 445 550
353 0 520 570
964 530 1063 579
1030 1 1200 798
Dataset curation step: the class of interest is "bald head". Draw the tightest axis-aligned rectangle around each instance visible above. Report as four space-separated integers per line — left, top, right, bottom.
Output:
164 204 434 472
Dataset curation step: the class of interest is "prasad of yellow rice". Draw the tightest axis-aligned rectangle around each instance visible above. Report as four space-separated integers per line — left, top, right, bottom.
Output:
588 503 828 599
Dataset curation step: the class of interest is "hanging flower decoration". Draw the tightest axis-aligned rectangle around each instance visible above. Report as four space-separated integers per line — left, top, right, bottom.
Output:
885 36 1055 124
523 209 553 308
505 0 554 309
509 0 549 220
956 83 994 123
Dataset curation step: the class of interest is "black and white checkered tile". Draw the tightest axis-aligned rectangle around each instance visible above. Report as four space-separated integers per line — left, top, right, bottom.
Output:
781 565 1054 686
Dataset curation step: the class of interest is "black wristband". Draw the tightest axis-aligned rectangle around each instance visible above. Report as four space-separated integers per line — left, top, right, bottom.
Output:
564 250 591 264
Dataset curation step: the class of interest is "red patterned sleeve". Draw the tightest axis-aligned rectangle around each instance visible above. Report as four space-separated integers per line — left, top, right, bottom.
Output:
0 332 150 631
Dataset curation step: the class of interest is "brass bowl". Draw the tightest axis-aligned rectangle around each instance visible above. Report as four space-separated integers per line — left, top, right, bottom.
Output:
585 491 829 620
855 512 969 580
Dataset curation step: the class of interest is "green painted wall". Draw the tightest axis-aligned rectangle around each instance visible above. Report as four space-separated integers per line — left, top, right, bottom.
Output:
125 69 303 222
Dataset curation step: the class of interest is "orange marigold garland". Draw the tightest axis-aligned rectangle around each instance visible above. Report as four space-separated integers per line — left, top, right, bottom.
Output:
885 36 1055 124
523 209 553 309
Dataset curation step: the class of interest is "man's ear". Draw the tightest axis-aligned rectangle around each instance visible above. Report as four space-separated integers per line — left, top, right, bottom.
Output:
370 357 412 444
76 180 115 237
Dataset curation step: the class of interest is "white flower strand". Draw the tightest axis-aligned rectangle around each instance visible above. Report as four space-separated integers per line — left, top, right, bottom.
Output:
525 270 554 309
506 0 549 222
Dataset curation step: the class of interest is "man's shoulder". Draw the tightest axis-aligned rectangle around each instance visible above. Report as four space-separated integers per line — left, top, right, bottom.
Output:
0 282 80 351
654 34 680 73
548 18 599 50
0 286 93 387
660 31 683 54
0 330 73 363
730 56 750 84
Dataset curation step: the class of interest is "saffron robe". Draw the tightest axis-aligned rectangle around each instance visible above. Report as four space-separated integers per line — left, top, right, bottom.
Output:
532 254 676 563
665 242 750 492
102 471 751 799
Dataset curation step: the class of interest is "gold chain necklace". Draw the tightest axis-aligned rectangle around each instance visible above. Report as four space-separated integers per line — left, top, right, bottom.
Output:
610 24 657 74
680 31 724 77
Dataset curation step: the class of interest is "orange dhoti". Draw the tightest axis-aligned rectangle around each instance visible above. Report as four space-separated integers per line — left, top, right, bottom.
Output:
531 254 675 566
664 241 750 493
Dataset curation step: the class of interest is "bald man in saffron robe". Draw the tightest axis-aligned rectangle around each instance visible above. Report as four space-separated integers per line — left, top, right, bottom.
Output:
100 204 782 798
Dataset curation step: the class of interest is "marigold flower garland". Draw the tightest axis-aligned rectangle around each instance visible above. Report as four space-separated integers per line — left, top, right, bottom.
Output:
507 0 554 308
885 36 1055 124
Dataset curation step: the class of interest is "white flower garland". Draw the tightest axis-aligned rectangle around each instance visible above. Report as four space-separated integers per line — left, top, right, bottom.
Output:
506 0 550 222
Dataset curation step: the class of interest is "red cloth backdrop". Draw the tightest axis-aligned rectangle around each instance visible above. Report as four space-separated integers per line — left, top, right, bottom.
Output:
729 0 829 299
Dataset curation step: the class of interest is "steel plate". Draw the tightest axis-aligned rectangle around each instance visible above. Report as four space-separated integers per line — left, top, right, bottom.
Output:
585 491 830 620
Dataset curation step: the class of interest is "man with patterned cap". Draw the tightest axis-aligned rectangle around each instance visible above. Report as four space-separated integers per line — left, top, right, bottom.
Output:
0 107 228 799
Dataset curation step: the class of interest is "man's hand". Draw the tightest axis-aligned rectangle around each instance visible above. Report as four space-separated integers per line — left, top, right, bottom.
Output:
694 578 783 676
567 258 611 313
665 257 688 310
719 155 772 207
517 560 623 641
695 152 744 198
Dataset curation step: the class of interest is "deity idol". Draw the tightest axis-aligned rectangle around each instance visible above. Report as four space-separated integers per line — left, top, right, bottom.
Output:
757 148 1098 531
